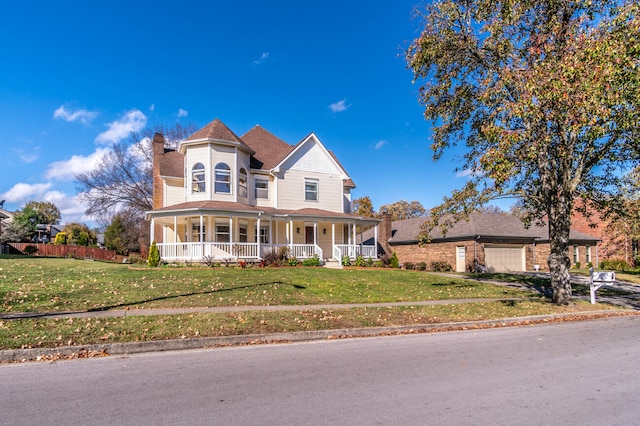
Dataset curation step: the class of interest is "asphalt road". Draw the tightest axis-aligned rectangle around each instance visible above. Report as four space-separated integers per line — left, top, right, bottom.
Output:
1 316 639 425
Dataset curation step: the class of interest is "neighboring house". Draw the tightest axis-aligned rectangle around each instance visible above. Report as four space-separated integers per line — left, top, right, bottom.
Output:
145 118 380 263
34 224 64 243
368 212 600 273
571 206 637 265
0 208 14 236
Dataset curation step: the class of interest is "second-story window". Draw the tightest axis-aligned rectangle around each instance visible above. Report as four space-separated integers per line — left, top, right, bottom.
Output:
305 179 318 201
238 168 248 198
255 178 269 199
214 163 231 194
191 163 205 193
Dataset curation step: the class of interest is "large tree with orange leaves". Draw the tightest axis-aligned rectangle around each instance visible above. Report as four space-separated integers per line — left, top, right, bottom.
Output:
407 1 640 304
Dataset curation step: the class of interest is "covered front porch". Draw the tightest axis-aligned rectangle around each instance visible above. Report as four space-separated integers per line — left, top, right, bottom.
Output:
147 207 379 263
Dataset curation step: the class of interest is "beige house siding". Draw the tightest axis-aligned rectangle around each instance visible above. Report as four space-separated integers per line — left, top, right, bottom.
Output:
252 173 274 208
283 138 341 175
277 170 343 212
164 179 184 207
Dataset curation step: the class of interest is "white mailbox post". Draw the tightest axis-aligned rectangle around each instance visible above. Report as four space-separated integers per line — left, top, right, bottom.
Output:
588 268 616 304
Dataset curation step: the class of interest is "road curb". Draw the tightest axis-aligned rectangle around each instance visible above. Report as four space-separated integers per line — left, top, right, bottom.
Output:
1 310 636 363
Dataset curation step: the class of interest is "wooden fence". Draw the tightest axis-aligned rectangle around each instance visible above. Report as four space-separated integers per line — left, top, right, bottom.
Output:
6 243 119 262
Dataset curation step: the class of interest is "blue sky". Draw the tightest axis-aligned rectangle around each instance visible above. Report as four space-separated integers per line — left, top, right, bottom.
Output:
0 1 493 225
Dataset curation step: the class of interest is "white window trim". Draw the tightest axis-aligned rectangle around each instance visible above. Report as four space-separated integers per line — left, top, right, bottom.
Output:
191 163 206 193
215 222 231 243
214 163 232 194
255 177 269 200
238 168 248 198
304 178 318 202
255 223 270 244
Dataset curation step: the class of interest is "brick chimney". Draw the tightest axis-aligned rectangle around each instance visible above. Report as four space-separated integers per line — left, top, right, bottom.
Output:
151 133 166 243
152 133 166 210
379 211 393 256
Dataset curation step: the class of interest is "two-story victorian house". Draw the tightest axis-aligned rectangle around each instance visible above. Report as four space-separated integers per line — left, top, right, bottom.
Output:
146 118 380 263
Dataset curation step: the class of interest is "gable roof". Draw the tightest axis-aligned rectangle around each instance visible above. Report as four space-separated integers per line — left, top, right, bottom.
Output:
181 118 255 154
273 133 350 180
370 213 599 245
240 125 294 170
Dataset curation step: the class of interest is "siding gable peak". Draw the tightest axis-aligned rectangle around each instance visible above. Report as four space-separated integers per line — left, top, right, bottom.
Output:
273 133 349 179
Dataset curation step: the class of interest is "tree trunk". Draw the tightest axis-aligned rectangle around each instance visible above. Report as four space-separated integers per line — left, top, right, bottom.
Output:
547 198 573 305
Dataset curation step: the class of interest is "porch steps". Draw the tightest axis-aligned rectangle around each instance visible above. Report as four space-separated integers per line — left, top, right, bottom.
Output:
323 260 343 269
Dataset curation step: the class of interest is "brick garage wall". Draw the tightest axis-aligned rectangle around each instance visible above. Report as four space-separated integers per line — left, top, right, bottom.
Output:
392 241 478 272
533 242 598 270
393 240 598 272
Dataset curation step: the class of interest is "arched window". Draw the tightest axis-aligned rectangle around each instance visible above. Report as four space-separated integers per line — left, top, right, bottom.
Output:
191 163 205 193
238 168 248 198
214 162 231 193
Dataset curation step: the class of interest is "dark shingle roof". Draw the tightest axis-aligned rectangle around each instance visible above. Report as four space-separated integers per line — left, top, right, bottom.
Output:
366 213 599 244
240 125 293 170
184 118 254 154
158 150 184 178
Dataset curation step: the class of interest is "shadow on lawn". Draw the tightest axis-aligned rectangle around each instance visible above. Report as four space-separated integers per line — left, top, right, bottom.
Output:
0 281 307 320
468 273 553 298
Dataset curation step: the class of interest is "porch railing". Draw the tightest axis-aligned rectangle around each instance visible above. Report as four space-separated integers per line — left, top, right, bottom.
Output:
334 244 376 260
158 242 375 262
158 242 325 262
260 244 323 260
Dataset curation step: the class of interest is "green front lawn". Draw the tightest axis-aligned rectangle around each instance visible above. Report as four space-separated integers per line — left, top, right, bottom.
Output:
1 257 534 313
0 257 625 352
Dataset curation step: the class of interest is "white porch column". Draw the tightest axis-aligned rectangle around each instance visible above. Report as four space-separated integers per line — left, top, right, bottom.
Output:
374 223 378 258
352 222 356 256
229 216 234 245
173 216 177 243
285 221 289 244
313 221 318 245
275 219 279 245
289 218 294 249
200 214 204 258
257 214 262 258
150 218 155 243
331 223 335 260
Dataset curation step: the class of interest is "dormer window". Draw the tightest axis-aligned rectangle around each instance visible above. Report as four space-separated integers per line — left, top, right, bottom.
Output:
214 163 231 193
191 163 205 193
238 168 248 198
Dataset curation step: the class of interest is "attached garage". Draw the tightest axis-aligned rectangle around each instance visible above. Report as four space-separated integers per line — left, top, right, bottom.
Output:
484 244 525 272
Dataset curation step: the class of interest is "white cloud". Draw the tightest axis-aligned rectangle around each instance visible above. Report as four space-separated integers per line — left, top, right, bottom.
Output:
374 140 387 150
177 108 188 117
329 99 350 113
44 191 89 223
95 109 147 145
53 105 98 124
252 52 270 65
149 104 155 112
45 147 110 181
1 183 52 204
13 147 40 163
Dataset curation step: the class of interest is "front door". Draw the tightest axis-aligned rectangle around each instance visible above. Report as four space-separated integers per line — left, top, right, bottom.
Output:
456 246 466 272
305 226 314 244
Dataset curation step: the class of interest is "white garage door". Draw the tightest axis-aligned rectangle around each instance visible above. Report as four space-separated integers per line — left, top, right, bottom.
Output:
484 245 525 272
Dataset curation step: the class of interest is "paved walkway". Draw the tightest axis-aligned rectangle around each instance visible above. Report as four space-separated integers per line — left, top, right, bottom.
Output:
0 298 534 320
